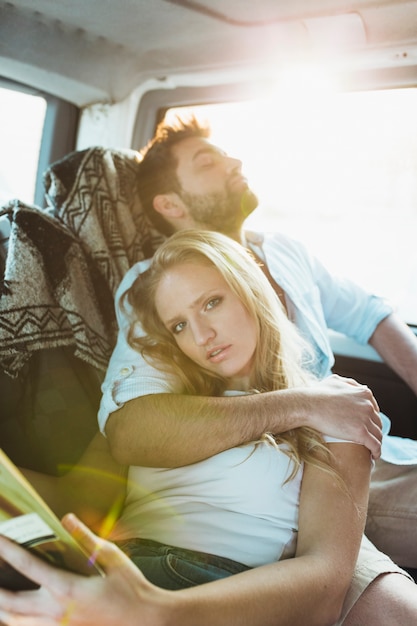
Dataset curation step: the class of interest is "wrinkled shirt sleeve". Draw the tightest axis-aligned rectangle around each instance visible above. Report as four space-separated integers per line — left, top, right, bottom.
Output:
308 247 393 344
262 232 393 344
260 232 394 379
97 260 177 434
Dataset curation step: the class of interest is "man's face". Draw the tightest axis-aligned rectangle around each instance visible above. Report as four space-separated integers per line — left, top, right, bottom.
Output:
171 137 258 234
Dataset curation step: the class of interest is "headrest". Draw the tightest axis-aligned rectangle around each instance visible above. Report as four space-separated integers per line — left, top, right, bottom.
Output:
44 146 165 296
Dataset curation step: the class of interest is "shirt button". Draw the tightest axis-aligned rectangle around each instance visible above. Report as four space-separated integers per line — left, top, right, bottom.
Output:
119 366 133 377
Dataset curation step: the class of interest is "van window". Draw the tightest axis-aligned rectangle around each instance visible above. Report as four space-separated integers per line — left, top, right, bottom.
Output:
0 86 47 206
164 88 417 325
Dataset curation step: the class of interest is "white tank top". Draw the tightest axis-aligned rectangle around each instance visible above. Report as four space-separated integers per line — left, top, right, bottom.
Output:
111 440 302 568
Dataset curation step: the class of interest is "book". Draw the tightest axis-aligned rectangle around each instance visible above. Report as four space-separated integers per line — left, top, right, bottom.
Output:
0 448 102 590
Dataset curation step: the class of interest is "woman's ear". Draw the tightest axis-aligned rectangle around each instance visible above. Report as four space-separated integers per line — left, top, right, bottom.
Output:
153 193 185 219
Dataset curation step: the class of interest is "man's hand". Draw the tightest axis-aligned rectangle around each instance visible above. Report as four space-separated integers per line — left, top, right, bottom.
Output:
106 374 383 469
301 374 382 459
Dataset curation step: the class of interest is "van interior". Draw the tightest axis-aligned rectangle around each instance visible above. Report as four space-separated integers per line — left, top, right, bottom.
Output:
1 0 417 580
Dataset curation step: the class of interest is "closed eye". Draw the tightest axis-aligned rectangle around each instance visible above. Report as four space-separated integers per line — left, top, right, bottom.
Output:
195 147 227 169
196 154 215 168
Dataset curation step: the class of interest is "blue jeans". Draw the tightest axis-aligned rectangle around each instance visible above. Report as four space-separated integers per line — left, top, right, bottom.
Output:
116 537 251 590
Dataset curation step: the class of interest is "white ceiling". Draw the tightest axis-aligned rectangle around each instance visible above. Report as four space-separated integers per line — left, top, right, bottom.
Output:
1 0 417 106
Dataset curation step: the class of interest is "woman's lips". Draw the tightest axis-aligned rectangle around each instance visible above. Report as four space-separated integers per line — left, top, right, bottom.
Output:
207 345 231 362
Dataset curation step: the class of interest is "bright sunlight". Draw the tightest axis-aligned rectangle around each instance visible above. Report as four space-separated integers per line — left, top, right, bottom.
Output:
165 81 417 325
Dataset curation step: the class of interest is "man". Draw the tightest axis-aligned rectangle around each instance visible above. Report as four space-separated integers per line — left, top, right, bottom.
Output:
99 117 417 570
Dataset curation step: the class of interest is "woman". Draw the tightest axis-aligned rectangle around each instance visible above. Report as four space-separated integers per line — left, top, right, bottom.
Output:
109 229 369 592
107 228 372 623
0 230 415 625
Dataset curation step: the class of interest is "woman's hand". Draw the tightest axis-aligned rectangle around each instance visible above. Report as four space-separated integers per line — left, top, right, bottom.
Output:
0 514 169 626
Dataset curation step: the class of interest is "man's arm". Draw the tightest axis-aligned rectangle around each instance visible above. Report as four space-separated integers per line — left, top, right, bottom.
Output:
104 258 382 468
369 312 417 395
0 443 371 626
106 374 382 467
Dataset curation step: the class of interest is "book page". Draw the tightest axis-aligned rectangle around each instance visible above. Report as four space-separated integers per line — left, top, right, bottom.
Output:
0 449 102 590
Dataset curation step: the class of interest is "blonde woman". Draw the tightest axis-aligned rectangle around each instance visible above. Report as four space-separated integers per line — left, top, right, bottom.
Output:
1 231 416 626
108 229 372 622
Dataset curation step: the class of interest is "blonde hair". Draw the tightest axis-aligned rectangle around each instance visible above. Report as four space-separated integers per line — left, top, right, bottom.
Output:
124 230 335 481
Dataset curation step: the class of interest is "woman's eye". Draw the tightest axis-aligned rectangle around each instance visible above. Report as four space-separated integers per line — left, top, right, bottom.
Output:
172 321 186 334
206 297 221 310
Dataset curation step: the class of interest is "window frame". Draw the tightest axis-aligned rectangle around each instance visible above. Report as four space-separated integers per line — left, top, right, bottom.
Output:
0 77 79 208
133 78 417 340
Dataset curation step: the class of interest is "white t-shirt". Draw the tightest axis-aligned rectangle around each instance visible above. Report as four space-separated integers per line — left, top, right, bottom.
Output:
111 439 302 568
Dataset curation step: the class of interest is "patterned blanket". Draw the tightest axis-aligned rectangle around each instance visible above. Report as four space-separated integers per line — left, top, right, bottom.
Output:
0 145 165 378
0 199 115 377
44 146 165 296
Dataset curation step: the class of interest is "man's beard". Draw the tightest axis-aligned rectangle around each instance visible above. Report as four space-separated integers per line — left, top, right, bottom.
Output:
179 187 258 235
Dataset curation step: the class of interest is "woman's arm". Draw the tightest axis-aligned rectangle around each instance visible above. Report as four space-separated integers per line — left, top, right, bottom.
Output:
291 441 371 621
170 441 371 626
20 432 127 534
0 443 371 626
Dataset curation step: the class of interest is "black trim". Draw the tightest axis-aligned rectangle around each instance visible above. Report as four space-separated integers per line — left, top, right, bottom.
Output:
333 354 417 440
35 98 79 207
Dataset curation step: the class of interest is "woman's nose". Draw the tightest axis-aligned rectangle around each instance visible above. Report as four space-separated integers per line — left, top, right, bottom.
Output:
192 320 215 346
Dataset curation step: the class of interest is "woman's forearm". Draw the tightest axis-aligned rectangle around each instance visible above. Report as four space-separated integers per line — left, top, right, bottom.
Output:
166 555 346 626
170 449 372 626
0 530 351 626
20 433 127 533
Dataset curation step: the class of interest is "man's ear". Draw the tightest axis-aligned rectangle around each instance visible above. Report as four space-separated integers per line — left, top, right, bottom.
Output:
153 193 185 218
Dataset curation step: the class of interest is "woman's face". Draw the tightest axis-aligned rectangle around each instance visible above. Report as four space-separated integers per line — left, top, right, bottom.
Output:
154 261 258 389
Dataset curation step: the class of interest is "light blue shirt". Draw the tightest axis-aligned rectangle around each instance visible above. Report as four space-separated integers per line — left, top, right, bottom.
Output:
98 230 416 465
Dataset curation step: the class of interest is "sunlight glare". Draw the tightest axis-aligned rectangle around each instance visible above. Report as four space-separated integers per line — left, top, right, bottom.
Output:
164 85 417 324
274 64 340 97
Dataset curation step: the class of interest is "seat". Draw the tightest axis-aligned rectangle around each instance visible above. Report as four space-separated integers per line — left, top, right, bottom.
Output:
0 147 164 473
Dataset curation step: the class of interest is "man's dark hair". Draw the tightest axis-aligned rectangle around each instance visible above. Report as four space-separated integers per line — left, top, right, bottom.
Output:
137 116 210 236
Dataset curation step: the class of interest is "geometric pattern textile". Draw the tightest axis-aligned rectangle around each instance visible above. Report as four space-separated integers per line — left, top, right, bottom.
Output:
0 199 116 377
43 146 166 297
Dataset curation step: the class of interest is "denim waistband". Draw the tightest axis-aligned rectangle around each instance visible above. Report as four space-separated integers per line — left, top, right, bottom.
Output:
115 536 251 574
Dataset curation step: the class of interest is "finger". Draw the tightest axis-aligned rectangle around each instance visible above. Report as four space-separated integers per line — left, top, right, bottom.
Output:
62 514 138 574
371 444 381 460
360 384 381 415
368 387 379 410
349 430 380 460
331 375 363 388
370 420 383 444
349 415 382 459
0 610 56 626
0 536 74 597
362 421 382 459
